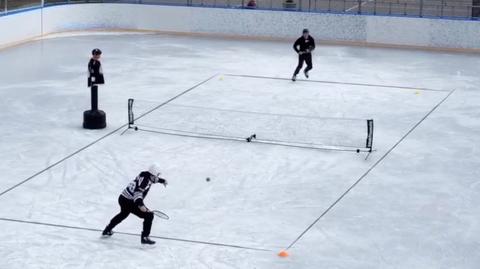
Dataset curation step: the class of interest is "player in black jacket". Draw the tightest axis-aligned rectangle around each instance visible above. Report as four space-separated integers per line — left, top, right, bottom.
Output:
292 29 315 81
102 164 168 245
88 48 104 87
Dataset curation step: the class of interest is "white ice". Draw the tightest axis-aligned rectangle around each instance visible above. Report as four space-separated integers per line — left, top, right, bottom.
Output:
0 32 479 269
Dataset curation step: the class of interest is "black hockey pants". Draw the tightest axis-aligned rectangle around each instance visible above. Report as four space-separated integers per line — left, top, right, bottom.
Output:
106 195 154 237
294 53 313 76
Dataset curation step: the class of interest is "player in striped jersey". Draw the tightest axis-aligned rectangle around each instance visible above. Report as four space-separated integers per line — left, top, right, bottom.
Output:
102 164 168 245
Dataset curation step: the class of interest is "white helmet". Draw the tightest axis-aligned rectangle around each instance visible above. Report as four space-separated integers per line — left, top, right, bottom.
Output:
148 164 162 178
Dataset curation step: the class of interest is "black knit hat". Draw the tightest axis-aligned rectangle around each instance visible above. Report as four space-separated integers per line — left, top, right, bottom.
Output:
302 28 309 34
92 48 102 56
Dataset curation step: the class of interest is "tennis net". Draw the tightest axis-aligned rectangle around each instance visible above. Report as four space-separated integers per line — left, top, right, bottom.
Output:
127 98 374 153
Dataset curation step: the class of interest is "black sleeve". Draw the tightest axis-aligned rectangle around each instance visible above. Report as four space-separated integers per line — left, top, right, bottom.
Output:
134 199 144 207
133 174 149 207
157 177 166 184
93 61 105 84
310 37 316 51
88 59 94 75
293 38 301 53
87 61 92 87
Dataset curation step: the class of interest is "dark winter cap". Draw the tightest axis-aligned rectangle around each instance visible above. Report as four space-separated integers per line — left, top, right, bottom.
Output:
302 28 309 33
92 48 102 56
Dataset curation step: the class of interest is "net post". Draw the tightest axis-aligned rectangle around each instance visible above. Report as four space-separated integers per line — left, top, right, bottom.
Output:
128 98 134 128
366 119 374 152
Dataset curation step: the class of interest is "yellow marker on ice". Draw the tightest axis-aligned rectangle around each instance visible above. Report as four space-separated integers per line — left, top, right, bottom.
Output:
219 76 224 81
415 91 420 95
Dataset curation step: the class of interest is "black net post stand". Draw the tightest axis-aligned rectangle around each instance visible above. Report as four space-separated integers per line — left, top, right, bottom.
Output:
364 119 374 160
83 85 106 129
366 119 374 152
128 98 134 128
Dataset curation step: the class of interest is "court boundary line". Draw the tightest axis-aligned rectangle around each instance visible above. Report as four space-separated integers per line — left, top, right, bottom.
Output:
224 73 449 92
285 88 456 250
0 74 218 197
0 217 272 252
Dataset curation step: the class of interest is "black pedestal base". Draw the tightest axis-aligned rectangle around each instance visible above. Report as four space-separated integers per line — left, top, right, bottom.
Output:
83 109 106 129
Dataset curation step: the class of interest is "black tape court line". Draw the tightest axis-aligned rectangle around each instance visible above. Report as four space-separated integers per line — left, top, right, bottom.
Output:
0 217 272 252
285 89 456 250
0 74 218 198
224 73 449 92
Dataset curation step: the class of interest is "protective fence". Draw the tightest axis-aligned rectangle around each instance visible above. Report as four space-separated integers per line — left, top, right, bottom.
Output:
1 0 478 19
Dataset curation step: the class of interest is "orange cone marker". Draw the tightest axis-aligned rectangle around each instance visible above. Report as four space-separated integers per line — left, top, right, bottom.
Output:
278 250 289 257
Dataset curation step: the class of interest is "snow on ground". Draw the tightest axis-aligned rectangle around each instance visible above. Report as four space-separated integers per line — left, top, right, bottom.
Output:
0 32 479 268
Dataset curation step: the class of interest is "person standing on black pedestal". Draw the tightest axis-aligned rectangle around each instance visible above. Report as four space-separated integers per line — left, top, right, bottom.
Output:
88 48 104 87
83 48 107 129
292 29 315 82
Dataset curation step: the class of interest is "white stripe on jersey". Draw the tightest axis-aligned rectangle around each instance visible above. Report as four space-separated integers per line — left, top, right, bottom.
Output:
121 189 134 200
133 191 143 202
120 173 152 201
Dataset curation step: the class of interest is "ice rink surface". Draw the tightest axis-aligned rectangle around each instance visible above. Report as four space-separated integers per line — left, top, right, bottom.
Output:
0 32 479 268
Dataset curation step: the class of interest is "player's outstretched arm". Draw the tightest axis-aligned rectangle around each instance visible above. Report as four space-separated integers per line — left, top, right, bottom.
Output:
158 177 168 187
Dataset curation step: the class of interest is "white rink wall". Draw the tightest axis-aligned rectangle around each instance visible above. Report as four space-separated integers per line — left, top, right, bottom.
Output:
1 3 480 50
0 9 43 48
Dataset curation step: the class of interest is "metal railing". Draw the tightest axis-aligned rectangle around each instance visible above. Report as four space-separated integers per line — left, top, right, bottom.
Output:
1 0 479 19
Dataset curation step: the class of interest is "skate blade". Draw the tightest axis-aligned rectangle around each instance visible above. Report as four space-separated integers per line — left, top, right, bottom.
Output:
140 243 156 249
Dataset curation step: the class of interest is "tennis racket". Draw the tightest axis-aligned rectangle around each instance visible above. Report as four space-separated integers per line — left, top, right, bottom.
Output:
152 210 170 220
